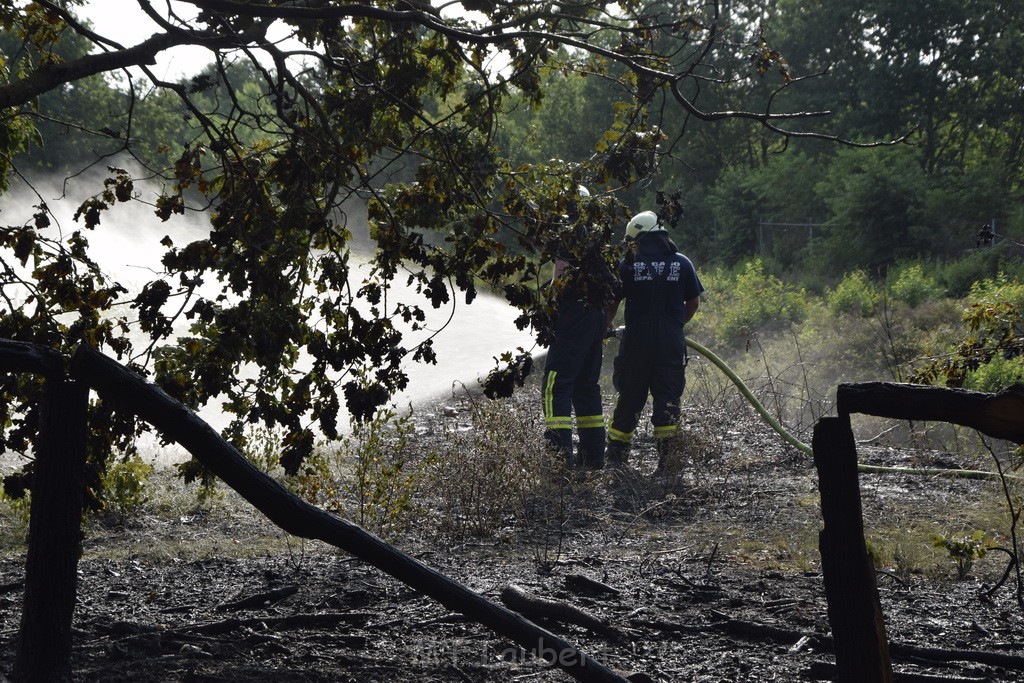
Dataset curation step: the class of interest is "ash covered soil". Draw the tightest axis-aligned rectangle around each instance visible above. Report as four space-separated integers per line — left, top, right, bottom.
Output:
2 392 1024 682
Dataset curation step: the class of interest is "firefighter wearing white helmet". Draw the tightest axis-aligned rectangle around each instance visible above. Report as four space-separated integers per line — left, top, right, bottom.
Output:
541 185 617 469
605 209 704 473
624 210 662 239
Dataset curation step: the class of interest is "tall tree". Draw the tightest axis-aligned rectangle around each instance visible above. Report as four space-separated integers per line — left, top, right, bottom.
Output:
811 145 932 277
674 0 1024 273
773 0 1024 179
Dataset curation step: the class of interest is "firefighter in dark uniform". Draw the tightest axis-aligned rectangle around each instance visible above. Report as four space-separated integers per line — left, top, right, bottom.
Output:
542 187 617 469
605 210 704 470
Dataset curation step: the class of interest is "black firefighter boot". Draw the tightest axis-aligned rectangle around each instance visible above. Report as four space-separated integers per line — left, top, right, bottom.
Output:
578 428 605 470
653 438 670 477
544 430 575 468
604 440 630 469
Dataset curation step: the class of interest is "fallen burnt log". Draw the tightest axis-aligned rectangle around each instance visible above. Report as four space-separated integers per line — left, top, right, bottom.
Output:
646 613 1024 678
807 661 987 683
887 641 1024 671
565 573 620 596
500 584 626 640
163 612 372 636
69 344 630 683
214 584 299 612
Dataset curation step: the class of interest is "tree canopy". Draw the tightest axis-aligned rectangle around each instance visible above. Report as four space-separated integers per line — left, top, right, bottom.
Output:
0 0 902 493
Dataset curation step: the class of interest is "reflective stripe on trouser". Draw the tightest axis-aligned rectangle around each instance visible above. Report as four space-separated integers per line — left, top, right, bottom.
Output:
575 414 605 461
542 302 607 460
654 424 678 439
544 407 574 454
545 415 605 457
608 427 633 444
544 415 574 429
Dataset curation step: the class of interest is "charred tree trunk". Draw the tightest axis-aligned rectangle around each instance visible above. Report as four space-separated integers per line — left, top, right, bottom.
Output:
69 344 629 683
0 340 85 682
0 340 64 377
13 378 89 683
813 414 893 683
837 382 1024 443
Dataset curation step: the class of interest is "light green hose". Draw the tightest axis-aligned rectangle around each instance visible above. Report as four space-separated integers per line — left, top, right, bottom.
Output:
686 338 812 457
686 337 1010 482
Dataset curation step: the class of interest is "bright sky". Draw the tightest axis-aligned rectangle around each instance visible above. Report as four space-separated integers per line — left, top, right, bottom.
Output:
75 1 238 81
73 1 504 82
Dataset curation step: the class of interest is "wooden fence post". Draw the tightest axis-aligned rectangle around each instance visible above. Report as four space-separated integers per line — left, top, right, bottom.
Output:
813 414 893 683
14 378 89 682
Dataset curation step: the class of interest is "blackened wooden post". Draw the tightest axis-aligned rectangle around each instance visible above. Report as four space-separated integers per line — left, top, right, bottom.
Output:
14 378 89 683
813 414 893 683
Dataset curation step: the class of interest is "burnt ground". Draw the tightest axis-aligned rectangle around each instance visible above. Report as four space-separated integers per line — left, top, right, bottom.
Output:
2 391 1024 682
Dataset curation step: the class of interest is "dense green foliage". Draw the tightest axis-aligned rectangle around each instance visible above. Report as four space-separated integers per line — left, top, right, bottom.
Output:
513 0 1024 277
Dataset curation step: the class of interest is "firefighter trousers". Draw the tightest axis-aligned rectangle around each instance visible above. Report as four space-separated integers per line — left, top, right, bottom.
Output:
608 323 686 445
542 300 607 463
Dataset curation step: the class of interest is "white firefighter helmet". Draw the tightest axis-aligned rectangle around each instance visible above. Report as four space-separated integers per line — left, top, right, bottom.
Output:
624 210 664 240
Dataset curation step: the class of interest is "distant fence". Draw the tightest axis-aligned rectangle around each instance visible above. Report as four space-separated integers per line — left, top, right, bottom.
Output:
756 219 826 260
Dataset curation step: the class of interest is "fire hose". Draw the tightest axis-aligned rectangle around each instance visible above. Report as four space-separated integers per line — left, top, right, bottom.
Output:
609 326 1012 481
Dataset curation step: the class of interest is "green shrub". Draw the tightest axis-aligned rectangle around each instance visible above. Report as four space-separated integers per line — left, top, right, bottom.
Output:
930 530 994 580
828 270 879 317
240 423 335 506
967 273 1024 311
933 251 1003 298
713 260 808 343
100 455 154 525
241 424 286 476
423 396 577 544
888 263 942 308
0 485 31 545
910 273 1024 387
325 408 428 540
964 355 1024 393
